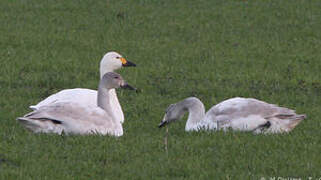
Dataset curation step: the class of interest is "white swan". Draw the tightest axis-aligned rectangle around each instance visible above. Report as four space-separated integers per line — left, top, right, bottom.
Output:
159 97 306 134
17 72 136 136
29 52 136 124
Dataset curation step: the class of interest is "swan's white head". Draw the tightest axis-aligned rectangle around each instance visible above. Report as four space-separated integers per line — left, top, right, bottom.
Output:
100 72 136 91
100 52 136 78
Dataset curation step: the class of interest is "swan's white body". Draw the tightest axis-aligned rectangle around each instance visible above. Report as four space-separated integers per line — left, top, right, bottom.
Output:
18 72 133 136
19 102 123 136
160 97 305 134
30 52 135 124
29 89 122 123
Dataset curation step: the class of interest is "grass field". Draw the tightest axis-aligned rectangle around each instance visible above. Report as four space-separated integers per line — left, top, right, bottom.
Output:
1 0 320 179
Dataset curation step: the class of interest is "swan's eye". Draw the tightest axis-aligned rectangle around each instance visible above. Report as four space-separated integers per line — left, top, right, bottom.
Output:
114 76 119 79
116 57 120 59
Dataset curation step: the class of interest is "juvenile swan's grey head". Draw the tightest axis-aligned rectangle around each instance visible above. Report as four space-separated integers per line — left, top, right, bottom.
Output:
158 103 186 128
101 72 136 90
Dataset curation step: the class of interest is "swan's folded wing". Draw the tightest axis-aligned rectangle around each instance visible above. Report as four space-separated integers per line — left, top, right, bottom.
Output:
205 97 297 131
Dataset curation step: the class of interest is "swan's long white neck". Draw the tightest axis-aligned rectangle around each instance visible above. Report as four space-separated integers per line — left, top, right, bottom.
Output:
179 98 207 131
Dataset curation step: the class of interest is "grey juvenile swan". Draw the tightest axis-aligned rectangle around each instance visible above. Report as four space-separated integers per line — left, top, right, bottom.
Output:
17 72 135 136
159 97 306 134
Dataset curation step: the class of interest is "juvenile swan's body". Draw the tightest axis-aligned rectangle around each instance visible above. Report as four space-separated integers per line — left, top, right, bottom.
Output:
29 52 136 124
159 97 305 134
18 72 135 136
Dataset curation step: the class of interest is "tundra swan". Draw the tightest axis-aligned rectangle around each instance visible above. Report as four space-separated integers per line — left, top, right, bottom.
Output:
159 97 305 134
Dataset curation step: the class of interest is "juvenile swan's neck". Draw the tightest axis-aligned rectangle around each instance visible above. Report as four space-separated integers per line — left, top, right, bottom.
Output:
97 85 111 110
97 84 117 121
180 97 206 131
97 81 123 136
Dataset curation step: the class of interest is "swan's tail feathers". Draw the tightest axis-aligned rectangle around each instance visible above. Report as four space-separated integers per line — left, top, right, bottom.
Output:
17 117 63 134
29 105 38 110
296 114 307 120
293 114 306 121
17 117 42 133
274 113 306 127
263 113 306 133
274 114 306 120
288 114 306 129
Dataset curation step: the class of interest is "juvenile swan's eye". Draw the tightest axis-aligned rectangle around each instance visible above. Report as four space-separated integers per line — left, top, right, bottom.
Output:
114 76 119 79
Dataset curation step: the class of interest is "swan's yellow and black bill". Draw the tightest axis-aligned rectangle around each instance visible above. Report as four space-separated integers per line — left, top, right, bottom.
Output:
120 83 136 91
121 57 136 67
158 121 168 128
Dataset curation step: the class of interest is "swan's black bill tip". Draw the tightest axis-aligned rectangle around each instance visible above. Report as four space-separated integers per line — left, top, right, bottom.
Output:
120 84 136 91
158 121 168 128
122 60 136 67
